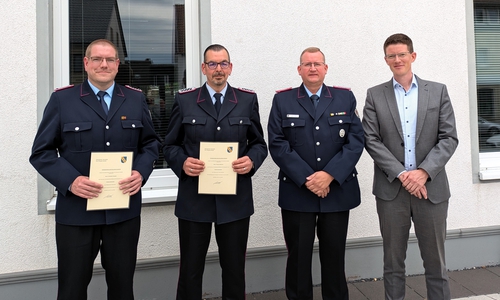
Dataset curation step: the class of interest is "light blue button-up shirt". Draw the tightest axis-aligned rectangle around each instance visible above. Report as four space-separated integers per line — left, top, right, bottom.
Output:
304 85 323 99
88 80 114 109
206 83 228 105
393 75 418 172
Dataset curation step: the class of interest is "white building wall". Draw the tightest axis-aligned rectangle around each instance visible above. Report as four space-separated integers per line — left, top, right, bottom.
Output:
0 0 59 273
1 0 498 276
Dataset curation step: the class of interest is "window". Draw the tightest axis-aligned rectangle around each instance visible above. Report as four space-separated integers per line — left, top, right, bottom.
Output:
69 0 186 169
474 1 500 179
41 0 208 211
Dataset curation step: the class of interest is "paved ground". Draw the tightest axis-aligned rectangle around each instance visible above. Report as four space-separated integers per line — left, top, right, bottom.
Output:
207 265 500 299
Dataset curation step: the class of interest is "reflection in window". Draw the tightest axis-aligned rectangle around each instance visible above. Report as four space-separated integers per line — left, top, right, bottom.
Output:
474 1 500 151
69 0 186 168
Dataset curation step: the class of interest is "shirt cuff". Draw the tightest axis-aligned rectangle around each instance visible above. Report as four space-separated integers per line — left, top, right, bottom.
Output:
397 170 407 178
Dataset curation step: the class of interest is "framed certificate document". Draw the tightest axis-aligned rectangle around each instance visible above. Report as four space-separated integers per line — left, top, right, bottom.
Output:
87 152 133 210
198 142 238 195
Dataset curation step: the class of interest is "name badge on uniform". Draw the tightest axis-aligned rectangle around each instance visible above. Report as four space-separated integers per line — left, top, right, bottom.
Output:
287 114 299 118
339 129 345 138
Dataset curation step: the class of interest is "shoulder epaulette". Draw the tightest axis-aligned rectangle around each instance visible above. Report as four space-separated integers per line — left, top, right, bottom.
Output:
275 87 293 94
125 85 142 92
178 87 198 94
237 87 255 94
54 84 74 92
332 85 351 91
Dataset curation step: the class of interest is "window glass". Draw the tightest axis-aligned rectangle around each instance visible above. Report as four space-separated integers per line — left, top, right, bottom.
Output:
474 1 500 152
69 0 186 168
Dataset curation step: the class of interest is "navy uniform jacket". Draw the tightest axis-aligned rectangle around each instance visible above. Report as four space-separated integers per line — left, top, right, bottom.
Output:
163 83 268 224
30 80 160 226
268 84 364 212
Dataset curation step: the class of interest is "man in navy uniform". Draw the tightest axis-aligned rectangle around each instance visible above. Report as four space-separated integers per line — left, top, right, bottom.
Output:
268 47 364 300
163 44 267 299
30 39 159 300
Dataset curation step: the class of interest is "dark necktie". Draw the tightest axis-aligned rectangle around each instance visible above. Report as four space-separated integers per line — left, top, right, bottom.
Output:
214 93 222 115
310 94 319 108
97 91 108 115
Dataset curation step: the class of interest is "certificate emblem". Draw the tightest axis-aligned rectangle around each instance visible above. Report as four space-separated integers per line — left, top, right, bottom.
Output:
121 156 128 163
339 129 345 138
227 146 234 153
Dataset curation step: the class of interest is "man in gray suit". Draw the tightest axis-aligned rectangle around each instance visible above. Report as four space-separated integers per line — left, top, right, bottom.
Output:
362 33 458 300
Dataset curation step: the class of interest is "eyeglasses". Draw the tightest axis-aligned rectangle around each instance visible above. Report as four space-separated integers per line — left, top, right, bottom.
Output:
204 61 231 70
385 52 411 60
88 57 118 64
300 62 325 69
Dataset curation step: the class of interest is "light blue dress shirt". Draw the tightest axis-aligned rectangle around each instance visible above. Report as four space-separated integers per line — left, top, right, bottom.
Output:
206 83 228 105
393 75 418 172
304 86 323 99
88 80 114 109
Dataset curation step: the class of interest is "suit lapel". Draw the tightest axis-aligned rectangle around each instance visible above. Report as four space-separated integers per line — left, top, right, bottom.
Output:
383 80 404 140
297 84 315 119
80 81 107 120
108 85 126 122
197 84 218 120
415 76 429 142
315 85 332 123
218 84 237 122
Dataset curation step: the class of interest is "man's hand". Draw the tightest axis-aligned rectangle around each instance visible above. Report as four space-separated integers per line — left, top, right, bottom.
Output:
70 176 102 199
183 157 205 177
119 170 143 196
399 169 429 199
232 156 253 175
411 186 428 200
305 171 334 198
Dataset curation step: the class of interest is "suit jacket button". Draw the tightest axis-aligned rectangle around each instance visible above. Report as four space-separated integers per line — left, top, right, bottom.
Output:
315 126 320 130
75 127 79 131
106 125 109 129
217 127 221 131
192 119 196 123
401 143 404 146
283 177 287 181
106 142 110 146
317 158 321 162
291 123 295 126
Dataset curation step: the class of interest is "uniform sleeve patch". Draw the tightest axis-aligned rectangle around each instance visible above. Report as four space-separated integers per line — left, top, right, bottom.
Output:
125 85 143 92
332 85 351 91
54 84 74 92
237 87 255 94
275 87 293 93
178 87 198 94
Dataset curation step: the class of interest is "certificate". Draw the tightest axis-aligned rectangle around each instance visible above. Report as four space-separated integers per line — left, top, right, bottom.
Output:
198 142 238 195
87 152 133 210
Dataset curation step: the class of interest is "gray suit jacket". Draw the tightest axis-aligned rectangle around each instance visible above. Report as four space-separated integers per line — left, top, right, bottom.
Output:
362 76 458 203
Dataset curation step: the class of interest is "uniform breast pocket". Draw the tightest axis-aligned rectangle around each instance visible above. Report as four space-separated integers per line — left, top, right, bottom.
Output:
282 119 306 146
328 116 351 143
228 117 251 141
121 120 144 149
63 122 93 152
182 116 207 144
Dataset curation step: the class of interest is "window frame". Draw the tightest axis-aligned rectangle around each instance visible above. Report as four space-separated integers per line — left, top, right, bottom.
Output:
469 0 500 181
38 0 210 212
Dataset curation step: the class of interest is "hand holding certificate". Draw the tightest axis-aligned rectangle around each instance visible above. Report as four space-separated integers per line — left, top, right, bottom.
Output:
198 142 238 195
87 152 133 210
